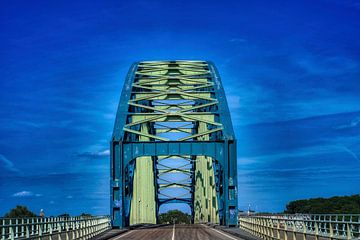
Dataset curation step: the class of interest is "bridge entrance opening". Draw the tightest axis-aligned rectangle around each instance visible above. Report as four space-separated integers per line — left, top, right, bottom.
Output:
158 204 191 224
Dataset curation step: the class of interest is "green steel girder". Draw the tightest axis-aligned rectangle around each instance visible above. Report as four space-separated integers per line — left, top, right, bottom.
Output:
111 60 237 228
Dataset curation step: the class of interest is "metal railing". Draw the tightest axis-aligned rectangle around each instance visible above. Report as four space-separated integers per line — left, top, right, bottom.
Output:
0 216 111 240
239 214 360 240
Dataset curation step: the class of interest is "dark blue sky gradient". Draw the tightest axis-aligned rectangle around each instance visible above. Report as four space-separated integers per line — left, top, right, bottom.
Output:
0 0 359 216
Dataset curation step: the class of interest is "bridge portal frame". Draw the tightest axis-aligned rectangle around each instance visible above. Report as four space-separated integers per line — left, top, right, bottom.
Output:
110 61 237 228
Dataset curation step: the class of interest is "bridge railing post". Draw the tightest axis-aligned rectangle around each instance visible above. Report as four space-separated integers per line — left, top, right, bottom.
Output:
284 219 288 240
276 218 280 239
65 221 69 240
302 220 306 240
329 217 334 239
20 218 24 238
48 221 53 240
25 223 30 239
1 219 4 240
314 220 319 240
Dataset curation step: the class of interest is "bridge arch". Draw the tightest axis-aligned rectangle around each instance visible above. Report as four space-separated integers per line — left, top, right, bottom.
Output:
111 60 237 228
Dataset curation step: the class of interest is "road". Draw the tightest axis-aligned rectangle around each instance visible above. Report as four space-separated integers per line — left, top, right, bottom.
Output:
109 224 243 240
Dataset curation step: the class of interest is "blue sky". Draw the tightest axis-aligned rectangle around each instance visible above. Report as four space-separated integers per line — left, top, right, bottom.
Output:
0 0 359 216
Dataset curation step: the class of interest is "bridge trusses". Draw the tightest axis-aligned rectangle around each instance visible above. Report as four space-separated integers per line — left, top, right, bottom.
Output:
111 60 237 228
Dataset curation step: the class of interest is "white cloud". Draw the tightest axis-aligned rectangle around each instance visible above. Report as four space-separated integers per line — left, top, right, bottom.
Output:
98 150 110 156
66 195 73 199
12 191 43 197
12 191 33 197
77 149 110 159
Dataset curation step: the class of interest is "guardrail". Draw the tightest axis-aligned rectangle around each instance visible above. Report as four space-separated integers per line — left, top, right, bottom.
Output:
239 214 360 240
0 216 111 240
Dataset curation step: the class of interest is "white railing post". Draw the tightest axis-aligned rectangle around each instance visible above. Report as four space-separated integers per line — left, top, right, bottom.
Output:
346 223 351 240
1 219 5 240
21 218 24 238
65 221 69 240
48 221 53 240
9 226 14 240
314 221 319 240
302 221 306 240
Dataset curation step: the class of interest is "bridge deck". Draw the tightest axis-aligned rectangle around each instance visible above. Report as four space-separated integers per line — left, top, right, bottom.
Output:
106 224 245 240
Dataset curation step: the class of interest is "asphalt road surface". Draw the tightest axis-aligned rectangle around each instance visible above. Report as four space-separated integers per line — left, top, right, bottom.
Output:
109 224 244 240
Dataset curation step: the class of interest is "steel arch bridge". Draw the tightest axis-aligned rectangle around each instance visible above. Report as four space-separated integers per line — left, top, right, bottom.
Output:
110 60 237 228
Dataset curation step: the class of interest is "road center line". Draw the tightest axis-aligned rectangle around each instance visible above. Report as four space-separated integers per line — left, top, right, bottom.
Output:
172 223 175 240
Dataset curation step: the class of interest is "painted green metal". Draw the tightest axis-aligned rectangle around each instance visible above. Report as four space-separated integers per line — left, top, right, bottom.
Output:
111 60 237 228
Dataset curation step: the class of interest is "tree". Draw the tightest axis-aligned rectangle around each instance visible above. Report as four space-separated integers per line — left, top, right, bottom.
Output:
80 213 92 218
158 210 191 224
4 205 37 218
285 195 360 214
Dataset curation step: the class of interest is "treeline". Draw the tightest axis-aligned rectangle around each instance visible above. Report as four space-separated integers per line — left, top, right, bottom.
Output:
158 210 191 224
285 195 360 214
3 205 93 218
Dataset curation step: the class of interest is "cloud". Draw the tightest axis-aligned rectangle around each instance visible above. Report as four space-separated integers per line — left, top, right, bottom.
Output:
0 154 20 174
335 117 360 129
12 191 34 197
12 190 43 197
229 38 246 43
238 144 360 167
295 54 358 76
66 195 73 199
76 149 110 159
226 94 241 109
340 146 360 162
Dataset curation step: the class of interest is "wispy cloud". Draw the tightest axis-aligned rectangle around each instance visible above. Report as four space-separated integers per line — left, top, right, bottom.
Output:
77 149 110 159
295 54 358 76
238 144 360 166
12 191 42 197
226 94 241 109
335 117 360 129
229 38 247 43
0 154 20 174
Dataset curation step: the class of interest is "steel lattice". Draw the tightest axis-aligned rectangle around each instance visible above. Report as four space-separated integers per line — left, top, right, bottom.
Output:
111 60 237 228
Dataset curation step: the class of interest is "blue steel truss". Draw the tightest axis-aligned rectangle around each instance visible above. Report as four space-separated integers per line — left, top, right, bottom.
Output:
110 60 237 228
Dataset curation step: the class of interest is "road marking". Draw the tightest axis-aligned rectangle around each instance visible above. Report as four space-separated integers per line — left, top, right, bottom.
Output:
202 225 240 240
172 223 175 240
114 230 133 239
210 228 240 240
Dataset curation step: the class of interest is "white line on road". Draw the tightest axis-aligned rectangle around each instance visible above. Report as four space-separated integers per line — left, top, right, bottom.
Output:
209 228 240 240
113 230 133 239
201 224 240 240
172 223 175 240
